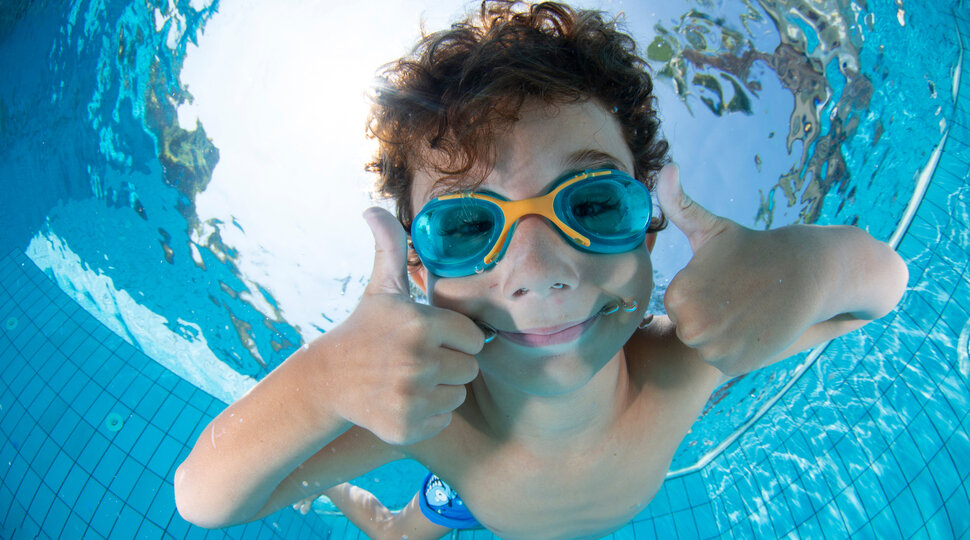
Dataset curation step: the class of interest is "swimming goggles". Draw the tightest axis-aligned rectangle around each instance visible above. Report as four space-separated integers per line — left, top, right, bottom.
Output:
411 168 652 278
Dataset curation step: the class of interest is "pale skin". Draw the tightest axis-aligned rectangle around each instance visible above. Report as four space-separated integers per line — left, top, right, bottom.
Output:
173 100 909 540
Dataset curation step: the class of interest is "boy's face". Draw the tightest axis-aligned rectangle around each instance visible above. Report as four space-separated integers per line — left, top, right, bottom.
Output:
410 99 655 396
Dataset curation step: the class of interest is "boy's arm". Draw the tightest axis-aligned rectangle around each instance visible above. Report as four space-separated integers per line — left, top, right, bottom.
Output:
655 165 908 377
174 209 482 528
319 484 453 540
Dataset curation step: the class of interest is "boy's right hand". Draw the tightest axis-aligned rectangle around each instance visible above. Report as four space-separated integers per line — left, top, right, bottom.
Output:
324 207 483 446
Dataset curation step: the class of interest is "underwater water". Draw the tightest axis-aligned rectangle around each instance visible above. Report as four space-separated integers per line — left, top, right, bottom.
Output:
0 0 968 538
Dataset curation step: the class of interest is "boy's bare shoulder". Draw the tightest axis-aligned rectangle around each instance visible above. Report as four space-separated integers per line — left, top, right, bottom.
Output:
624 315 728 394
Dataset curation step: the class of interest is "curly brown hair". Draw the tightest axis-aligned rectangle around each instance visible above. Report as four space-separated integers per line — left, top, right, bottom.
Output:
366 0 669 244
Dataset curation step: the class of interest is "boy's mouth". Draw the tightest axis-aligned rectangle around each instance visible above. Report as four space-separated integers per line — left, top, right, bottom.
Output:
498 315 599 347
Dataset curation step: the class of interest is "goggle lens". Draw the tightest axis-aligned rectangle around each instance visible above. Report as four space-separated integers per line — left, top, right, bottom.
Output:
563 178 648 238
414 202 500 262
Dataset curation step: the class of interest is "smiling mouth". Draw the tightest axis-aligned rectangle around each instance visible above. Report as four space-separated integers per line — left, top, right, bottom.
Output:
498 314 600 347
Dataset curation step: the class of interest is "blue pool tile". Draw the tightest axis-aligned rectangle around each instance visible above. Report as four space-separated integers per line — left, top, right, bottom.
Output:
815 504 849 537
38 395 69 435
63 420 96 463
164 512 192 540
4 496 27 536
27 481 55 522
654 513 676 540
766 496 795 537
833 485 867 532
167 403 203 443
683 473 708 508
26 385 56 424
60 370 92 406
120 373 153 409
665 477 690 512
188 389 215 415
141 359 164 382
112 505 145 538
911 467 945 523
111 411 147 451
85 391 118 431
154 368 180 392
44 451 73 492
612 523 636 540
784 484 814 526
91 444 126 487
873 449 907 503
946 486 970 536
127 468 162 517
891 429 927 483
172 378 196 401
672 508 699 539
890 488 922 538
152 393 184 434
74 477 106 522
132 423 165 466
42 496 70 538
108 456 144 500
33 438 59 481
910 410 945 462
126 350 152 371
146 480 177 530
135 383 169 421
72 336 103 366
77 431 111 474
51 406 83 448
147 435 182 479
929 446 963 500
15 466 40 506
90 492 124 537
91 352 124 388
939 297 968 335
853 466 889 515
835 433 869 481
632 519 658 539
61 509 89 538
19 376 45 410
926 506 955 538
16 514 40 540
59 464 90 507
104 361 137 399
691 505 718 539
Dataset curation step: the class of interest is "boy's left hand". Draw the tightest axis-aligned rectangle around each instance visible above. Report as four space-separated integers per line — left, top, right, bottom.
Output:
657 164 832 373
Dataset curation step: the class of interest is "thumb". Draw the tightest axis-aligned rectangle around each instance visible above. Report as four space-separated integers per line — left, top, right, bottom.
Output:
362 207 411 297
656 163 724 253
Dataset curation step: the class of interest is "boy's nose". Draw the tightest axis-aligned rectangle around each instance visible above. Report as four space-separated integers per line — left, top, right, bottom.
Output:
500 215 579 299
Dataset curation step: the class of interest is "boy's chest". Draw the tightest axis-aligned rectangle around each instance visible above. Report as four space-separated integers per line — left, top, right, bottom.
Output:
410 401 674 539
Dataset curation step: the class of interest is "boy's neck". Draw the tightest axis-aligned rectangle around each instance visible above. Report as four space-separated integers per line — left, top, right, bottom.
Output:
470 350 632 457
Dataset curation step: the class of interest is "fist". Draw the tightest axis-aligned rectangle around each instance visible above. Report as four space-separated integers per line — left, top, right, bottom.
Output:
325 208 483 445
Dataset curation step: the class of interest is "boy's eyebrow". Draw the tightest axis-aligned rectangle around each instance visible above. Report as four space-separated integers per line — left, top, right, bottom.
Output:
561 149 630 174
423 149 630 201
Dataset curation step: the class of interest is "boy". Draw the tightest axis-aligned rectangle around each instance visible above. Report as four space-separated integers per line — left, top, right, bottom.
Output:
174 2 907 539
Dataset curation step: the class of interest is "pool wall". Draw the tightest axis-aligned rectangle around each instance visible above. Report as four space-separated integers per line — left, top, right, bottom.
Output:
2 5 969 540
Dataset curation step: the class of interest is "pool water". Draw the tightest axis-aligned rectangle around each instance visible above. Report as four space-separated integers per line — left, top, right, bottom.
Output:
1 0 968 538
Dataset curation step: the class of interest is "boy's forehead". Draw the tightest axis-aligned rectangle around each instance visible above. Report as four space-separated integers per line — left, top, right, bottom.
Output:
411 100 635 207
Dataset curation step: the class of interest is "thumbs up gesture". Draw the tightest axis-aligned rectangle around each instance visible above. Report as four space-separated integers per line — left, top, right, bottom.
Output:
325 208 483 446
657 164 828 374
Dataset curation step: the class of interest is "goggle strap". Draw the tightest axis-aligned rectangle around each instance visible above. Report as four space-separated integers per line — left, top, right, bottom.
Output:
481 192 591 264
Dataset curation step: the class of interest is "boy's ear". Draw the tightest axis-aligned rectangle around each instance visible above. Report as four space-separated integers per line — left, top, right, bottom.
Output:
645 232 658 253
